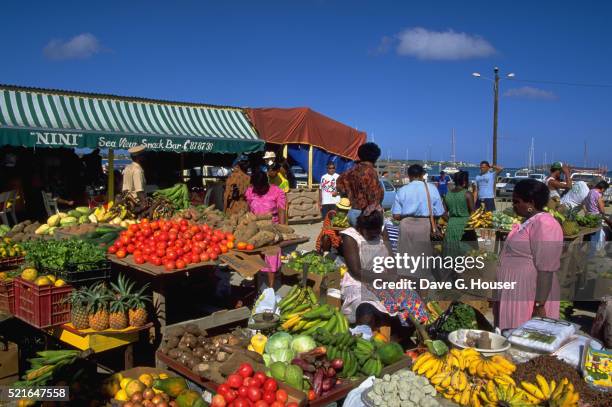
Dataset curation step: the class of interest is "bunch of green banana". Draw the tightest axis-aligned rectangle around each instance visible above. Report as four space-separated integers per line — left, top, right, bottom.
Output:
15 350 80 387
279 286 348 335
153 183 190 210
314 329 382 378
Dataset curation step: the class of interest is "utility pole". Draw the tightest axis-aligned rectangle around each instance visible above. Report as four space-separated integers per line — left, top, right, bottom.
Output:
492 67 500 165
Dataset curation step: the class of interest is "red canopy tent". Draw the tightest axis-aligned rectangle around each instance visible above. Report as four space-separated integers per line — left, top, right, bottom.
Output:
246 107 366 160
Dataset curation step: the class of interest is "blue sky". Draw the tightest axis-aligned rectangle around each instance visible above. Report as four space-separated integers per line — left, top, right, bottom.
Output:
2 0 611 168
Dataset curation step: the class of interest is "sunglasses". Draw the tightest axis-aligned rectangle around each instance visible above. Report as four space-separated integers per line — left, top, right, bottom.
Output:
327 167 335 169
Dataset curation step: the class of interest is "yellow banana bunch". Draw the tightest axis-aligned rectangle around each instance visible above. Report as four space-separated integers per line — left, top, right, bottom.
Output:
480 380 535 407
467 204 494 228
411 351 449 379
467 353 516 379
521 376 579 407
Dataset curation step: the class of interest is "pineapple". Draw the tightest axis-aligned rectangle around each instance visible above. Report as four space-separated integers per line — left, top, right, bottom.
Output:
127 283 151 327
86 283 112 331
561 207 580 236
66 287 90 330
109 274 133 330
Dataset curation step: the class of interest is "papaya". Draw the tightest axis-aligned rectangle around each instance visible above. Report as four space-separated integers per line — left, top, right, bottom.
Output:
376 342 404 365
175 389 207 407
152 377 188 398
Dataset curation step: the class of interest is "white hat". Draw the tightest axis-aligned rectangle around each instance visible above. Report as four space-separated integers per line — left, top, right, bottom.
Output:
263 151 276 160
128 145 146 155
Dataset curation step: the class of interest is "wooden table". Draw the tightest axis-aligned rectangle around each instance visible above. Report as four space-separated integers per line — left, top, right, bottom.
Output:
109 238 310 331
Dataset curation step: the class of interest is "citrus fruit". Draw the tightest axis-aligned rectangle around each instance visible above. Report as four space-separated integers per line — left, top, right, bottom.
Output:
21 268 38 282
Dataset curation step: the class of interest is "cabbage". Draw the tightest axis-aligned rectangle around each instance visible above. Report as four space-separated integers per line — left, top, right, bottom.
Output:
265 332 292 354
290 335 316 354
270 348 295 364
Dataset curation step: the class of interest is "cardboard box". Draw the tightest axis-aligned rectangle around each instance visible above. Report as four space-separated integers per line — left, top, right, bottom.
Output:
0 342 18 382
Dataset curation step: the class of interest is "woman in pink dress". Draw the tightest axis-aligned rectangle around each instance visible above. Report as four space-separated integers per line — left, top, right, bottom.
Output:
245 170 287 288
495 179 564 331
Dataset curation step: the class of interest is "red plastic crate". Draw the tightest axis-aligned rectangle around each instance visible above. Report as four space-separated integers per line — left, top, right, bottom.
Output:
0 279 15 314
14 277 72 328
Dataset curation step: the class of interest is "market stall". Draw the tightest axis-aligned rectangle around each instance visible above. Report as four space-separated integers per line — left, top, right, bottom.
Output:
247 107 367 223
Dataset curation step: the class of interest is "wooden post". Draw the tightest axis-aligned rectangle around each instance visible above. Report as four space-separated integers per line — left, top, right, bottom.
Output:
107 149 115 202
283 144 288 159
307 145 313 189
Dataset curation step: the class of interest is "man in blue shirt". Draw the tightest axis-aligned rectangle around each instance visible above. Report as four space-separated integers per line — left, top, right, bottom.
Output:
392 165 445 281
435 171 451 197
474 160 503 211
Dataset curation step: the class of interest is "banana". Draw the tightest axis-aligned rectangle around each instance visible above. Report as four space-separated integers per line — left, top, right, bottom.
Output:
412 352 434 372
495 374 516 387
535 374 550 398
486 380 498 403
459 387 471 406
521 381 545 401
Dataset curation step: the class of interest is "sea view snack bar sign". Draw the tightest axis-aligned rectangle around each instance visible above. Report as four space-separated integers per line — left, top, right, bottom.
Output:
30 131 215 152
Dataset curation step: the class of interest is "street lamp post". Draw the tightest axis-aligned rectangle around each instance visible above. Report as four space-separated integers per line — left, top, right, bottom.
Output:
492 67 499 165
472 68 514 166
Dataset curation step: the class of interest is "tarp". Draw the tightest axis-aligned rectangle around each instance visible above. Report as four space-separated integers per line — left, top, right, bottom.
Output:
0 85 263 154
287 144 354 181
246 107 366 160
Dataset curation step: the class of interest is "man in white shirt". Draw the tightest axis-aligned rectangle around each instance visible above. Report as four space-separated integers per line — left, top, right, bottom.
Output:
319 161 340 218
122 145 147 203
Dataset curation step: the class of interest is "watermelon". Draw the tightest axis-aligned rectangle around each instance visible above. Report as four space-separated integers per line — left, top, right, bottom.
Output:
376 342 404 365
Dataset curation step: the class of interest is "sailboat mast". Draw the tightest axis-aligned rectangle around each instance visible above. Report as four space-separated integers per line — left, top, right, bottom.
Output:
450 129 456 165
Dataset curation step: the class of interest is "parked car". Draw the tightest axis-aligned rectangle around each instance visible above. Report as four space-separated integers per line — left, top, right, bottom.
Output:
381 178 396 209
291 165 308 181
528 173 546 182
496 177 511 193
499 177 520 197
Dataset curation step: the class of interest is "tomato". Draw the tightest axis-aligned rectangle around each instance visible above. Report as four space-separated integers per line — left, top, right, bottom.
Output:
211 234 220 243
262 378 277 393
182 256 192 265
270 402 284 407
286 403 299 407
227 374 243 389
200 253 210 262
156 248 166 258
224 388 237 403
275 389 288 403
213 246 222 255
209 252 218 261
107 246 118 254
237 386 249 398
262 391 276 405
236 242 247 250
243 377 254 387
233 397 250 407
134 255 145 264
246 244 255 251
247 387 262 403
237 363 254 378
226 241 235 249
307 390 316 401
165 250 177 261
163 260 175 271
253 372 266 384
211 394 226 407
175 247 184 256
190 253 200 263
254 401 269 407
226 233 235 241
175 259 186 269
220 246 229 254
150 256 162 266
116 250 127 259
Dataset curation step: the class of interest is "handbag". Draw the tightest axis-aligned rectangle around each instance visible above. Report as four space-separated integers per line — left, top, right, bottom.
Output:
424 181 444 241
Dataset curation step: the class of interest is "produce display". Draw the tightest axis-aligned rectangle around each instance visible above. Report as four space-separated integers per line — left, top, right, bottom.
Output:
1 220 48 242
107 218 235 270
492 211 521 231
23 238 106 272
438 303 477 333
65 276 150 331
0 224 10 237
284 251 337 275
365 369 439 407
278 286 349 335
154 183 191 211
159 323 253 380
512 355 608 407
111 374 206 407
466 205 493 229
14 349 81 388
0 236 24 260
576 213 602 228
214 362 299 407
331 211 349 228
545 207 600 236
17 266 67 287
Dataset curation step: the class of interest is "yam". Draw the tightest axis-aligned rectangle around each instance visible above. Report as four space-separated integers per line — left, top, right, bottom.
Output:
247 230 276 248
255 214 273 221
257 223 277 233
234 222 258 243
273 224 295 234
11 223 26 233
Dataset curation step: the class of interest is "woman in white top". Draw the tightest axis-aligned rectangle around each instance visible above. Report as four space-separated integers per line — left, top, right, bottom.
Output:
339 205 429 340
545 162 572 208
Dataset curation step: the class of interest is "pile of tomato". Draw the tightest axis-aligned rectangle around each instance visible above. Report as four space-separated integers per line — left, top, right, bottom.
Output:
107 218 235 271
212 363 298 407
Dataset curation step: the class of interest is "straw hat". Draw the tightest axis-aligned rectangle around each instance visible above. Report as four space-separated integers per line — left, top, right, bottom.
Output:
128 145 146 155
336 198 351 210
263 151 276 160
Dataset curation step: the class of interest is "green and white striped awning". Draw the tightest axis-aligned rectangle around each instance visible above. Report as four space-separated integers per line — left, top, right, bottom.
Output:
0 85 262 153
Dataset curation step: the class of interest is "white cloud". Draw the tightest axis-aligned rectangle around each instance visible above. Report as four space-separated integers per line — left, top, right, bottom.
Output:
503 86 558 100
389 27 496 60
43 33 102 60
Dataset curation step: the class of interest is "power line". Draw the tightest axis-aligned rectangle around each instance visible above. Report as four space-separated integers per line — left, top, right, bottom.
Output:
509 78 612 88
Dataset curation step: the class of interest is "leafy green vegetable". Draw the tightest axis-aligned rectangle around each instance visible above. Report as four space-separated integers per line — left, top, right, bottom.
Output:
286 252 337 275
23 238 106 272
290 335 316 354
440 303 477 332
